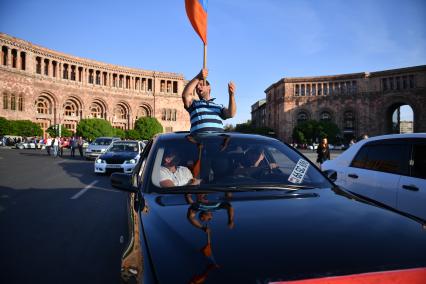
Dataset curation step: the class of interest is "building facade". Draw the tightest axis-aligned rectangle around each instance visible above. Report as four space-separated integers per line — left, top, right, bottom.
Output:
264 65 426 143
251 99 266 128
0 33 191 137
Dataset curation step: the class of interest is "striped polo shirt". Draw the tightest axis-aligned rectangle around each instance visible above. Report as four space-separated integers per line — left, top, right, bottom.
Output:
187 99 225 133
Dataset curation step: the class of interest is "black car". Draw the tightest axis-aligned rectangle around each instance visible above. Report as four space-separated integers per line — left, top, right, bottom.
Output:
112 132 426 283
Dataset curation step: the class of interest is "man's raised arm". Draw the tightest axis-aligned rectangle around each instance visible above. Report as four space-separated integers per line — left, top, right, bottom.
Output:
182 69 207 109
222 81 236 119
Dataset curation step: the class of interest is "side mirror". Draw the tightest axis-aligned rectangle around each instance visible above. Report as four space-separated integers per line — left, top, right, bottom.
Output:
111 172 138 193
323 169 337 182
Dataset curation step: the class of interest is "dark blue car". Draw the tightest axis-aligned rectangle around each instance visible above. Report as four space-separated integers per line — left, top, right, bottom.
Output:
112 132 426 284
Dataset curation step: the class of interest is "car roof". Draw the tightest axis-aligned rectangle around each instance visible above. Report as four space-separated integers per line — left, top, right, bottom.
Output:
364 133 426 141
112 140 139 143
154 131 279 143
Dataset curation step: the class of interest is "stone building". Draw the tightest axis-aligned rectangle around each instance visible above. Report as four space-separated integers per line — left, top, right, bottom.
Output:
0 33 191 137
263 65 426 143
251 99 266 128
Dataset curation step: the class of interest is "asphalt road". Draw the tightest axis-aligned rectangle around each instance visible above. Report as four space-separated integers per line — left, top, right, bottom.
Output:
0 148 130 284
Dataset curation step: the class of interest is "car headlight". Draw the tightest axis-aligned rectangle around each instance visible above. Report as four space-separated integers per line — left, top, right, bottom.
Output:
100 149 106 152
125 159 136 164
96 159 105 163
86 149 92 152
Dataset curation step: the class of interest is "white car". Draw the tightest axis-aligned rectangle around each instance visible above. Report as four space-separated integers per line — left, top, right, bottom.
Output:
322 133 426 220
94 140 144 174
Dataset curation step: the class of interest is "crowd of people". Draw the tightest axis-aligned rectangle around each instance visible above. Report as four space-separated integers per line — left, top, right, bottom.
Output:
43 136 86 158
0 135 87 158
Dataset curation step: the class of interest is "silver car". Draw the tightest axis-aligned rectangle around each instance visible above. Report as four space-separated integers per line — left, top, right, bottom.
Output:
85 137 121 159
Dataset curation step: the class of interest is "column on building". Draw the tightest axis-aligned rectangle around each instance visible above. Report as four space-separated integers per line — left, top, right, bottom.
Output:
6 47 12 66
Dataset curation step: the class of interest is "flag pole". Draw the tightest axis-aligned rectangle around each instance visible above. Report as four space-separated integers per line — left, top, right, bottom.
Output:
203 44 207 69
203 44 207 84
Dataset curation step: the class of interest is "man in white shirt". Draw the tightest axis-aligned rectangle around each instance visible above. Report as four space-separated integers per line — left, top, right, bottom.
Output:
159 151 200 187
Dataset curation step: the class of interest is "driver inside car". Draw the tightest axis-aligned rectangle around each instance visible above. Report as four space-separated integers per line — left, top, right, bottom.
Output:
159 150 201 187
234 148 279 178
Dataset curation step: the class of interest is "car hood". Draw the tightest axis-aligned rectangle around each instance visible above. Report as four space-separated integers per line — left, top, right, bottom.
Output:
99 151 137 160
140 188 426 283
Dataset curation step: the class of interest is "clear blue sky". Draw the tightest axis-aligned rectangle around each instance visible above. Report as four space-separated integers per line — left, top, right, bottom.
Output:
1 0 425 125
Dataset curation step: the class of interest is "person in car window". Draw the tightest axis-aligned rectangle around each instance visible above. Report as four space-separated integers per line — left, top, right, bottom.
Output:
182 68 236 133
234 148 279 178
159 150 200 187
316 137 331 168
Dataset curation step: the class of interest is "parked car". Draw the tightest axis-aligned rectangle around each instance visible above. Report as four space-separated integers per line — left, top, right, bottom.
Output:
322 133 426 221
94 140 144 174
15 140 37 149
85 137 121 159
110 132 426 283
307 143 318 150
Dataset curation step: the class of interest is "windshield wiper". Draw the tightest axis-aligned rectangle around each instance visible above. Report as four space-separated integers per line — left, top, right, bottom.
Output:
160 185 254 194
231 184 316 191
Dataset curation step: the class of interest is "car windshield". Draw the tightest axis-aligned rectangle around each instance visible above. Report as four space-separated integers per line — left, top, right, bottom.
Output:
92 138 112 146
149 134 332 192
108 142 138 152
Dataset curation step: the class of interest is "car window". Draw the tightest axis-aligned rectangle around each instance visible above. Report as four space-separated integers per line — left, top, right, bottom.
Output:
352 144 408 175
109 142 138 152
350 146 369 168
93 138 112 145
411 144 426 179
148 135 331 191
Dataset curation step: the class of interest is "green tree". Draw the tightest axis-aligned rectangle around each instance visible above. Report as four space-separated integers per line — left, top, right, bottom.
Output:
9 120 43 137
134 117 163 140
125 129 140 140
292 120 340 144
76 118 115 141
46 124 73 137
113 128 126 139
234 120 275 137
0 117 11 135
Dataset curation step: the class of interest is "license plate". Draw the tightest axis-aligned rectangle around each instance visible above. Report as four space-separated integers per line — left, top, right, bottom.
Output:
107 164 122 168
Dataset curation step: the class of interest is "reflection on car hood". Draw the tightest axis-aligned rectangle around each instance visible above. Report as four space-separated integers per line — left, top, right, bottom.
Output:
141 188 426 283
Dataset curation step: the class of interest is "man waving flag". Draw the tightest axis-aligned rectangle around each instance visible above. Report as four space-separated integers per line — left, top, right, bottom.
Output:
185 0 208 45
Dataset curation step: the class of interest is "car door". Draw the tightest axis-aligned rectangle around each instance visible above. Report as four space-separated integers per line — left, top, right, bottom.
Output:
345 145 379 200
397 141 426 220
346 142 408 209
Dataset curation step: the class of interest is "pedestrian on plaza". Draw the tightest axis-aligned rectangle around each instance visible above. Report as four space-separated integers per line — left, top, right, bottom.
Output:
316 137 331 169
182 68 236 133
77 136 84 158
70 136 77 157
52 137 60 157
46 137 52 155
59 137 64 157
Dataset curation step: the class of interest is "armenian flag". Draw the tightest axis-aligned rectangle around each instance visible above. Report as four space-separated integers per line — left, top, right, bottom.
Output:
185 0 208 45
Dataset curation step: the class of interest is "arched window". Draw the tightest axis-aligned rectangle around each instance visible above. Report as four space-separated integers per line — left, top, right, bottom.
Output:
344 111 355 130
36 97 50 114
137 106 150 118
3 93 8 109
297 111 308 124
320 111 332 122
63 101 78 116
115 105 127 119
90 103 103 118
